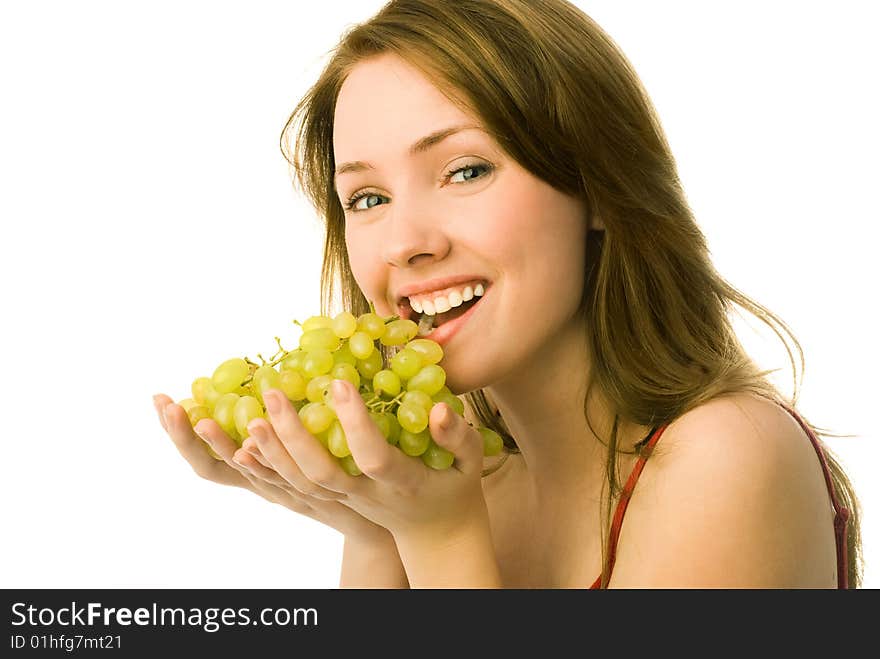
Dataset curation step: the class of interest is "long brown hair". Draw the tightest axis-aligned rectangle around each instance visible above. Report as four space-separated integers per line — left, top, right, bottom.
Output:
279 0 862 587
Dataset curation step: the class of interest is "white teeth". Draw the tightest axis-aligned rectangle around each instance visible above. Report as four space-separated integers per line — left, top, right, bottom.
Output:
406 281 487 316
433 296 451 313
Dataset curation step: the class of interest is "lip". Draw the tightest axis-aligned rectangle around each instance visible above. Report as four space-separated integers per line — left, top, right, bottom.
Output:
417 287 488 347
394 274 490 309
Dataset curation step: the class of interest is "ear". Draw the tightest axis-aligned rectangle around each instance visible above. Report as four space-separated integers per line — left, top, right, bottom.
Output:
591 213 606 231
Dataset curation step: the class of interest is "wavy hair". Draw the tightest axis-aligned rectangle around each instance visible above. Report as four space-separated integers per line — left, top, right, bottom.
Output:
279 0 862 587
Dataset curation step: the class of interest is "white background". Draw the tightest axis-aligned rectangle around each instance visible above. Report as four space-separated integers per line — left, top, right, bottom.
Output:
1 1 877 588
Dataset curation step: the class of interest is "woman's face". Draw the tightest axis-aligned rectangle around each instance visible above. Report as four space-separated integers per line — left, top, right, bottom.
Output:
333 53 590 394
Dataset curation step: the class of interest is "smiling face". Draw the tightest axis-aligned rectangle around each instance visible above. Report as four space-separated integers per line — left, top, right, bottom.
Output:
333 53 591 394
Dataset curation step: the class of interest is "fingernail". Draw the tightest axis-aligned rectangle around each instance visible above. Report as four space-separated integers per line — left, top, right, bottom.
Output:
264 390 280 414
333 379 349 403
439 404 453 430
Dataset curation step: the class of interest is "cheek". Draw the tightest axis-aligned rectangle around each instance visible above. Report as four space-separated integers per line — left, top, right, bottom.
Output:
495 184 587 276
344 229 391 314
343 229 367 292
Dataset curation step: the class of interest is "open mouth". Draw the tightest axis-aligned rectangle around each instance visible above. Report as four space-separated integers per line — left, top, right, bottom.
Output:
431 296 481 325
399 291 485 335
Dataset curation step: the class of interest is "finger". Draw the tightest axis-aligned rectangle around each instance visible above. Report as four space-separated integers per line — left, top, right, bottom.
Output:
429 403 485 476
236 466 315 516
153 393 173 432
232 447 296 490
331 379 421 488
241 436 272 470
250 402 353 501
162 401 250 488
192 417 245 467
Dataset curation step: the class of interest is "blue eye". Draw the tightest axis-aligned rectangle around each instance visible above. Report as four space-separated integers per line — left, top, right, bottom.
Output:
343 162 493 212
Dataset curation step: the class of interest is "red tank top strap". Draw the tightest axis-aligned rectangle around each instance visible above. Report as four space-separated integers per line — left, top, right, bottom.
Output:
590 424 668 589
770 398 850 589
589 400 850 589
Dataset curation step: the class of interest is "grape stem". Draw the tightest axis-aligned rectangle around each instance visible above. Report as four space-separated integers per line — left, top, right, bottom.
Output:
368 300 399 324
241 337 293 387
364 389 406 414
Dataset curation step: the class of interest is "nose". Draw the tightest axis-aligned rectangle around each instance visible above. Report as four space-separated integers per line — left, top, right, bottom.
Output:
380 202 451 269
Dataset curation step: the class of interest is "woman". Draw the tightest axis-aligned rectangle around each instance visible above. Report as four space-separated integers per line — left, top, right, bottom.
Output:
154 0 861 588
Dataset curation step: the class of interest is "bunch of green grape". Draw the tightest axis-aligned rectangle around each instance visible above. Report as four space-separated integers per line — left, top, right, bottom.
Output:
176 307 504 475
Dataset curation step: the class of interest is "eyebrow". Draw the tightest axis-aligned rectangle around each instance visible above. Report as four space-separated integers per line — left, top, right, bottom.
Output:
334 124 481 180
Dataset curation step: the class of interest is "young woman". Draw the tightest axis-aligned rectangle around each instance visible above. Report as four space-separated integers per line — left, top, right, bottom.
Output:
154 0 861 588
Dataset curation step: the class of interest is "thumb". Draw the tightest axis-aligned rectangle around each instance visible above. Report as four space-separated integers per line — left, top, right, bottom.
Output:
429 403 484 475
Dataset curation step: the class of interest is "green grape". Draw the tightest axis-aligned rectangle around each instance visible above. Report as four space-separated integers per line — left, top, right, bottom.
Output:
234 395 264 439
298 402 335 435
339 454 362 476
384 412 401 446
299 327 341 352
372 369 401 398
406 364 446 396
332 311 358 339
397 401 429 434
422 440 455 470
191 376 221 411
405 338 444 365
332 341 358 367
369 411 392 442
327 420 351 458
212 392 242 443
313 428 330 448
432 386 465 415
187 404 222 460
300 315 333 333
356 349 383 380
179 311 461 473
398 427 431 457
402 389 434 414
306 374 333 404
280 349 307 373
390 347 423 380
380 319 419 346
302 348 334 378
186 403 211 427
348 331 374 360
252 364 282 406
330 362 361 389
178 398 198 413
356 312 387 340
478 426 504 456
278 369 307 401
212 358 250 394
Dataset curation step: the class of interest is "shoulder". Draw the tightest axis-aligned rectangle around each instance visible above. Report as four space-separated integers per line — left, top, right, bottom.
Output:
609 392 839 588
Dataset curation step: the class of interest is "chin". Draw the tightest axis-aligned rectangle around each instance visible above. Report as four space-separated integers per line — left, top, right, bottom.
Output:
439 358 497 398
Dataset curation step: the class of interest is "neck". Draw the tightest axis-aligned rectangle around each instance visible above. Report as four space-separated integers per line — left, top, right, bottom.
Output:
485 317 646 505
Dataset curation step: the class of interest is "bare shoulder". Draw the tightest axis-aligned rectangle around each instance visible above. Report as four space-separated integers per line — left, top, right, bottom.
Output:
610 392 839 588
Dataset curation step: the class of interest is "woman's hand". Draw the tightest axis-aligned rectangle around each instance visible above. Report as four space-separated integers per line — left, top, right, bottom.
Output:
152 394 391 543
253 380 497 585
